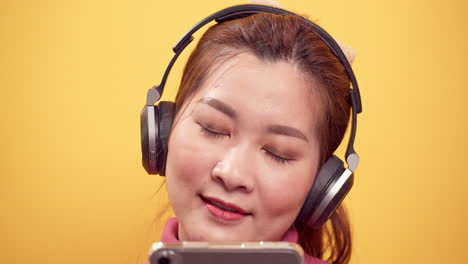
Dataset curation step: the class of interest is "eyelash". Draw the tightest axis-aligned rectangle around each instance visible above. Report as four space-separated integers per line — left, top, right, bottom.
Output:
198 123 291 165
264 150 290 164
199 123 229 139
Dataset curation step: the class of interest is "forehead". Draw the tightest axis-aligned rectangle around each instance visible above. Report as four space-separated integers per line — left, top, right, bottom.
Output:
187 52 323 135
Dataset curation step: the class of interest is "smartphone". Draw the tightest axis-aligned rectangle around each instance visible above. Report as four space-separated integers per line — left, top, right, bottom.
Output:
149 241 304 264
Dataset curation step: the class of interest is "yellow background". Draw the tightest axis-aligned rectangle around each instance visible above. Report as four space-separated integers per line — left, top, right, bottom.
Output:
1 0 467 263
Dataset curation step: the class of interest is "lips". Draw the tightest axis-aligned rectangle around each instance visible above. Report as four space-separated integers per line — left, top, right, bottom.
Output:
200 195 251 221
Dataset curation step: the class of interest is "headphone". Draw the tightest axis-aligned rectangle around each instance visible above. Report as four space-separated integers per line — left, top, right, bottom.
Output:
141 4 362 228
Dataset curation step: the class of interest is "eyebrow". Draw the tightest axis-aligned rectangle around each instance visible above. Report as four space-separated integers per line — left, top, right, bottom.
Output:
267 125 309 142
199 97 237 120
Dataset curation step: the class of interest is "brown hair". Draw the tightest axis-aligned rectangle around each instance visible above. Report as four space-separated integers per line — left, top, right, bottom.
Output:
173 13 352 264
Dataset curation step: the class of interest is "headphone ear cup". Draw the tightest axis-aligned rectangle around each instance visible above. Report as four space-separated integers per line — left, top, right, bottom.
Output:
297 155 353 228
312 170 353 227
156 101 175 176
140 105 159 175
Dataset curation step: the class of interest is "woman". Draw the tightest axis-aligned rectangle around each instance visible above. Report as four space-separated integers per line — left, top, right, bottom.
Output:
144 4 358 264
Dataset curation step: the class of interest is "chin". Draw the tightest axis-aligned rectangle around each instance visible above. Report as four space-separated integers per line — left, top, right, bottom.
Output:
184 220 251 242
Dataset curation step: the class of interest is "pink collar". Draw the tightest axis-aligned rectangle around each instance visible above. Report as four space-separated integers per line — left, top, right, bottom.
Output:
160 217 180 243
159 218 327 264
160 217 298 243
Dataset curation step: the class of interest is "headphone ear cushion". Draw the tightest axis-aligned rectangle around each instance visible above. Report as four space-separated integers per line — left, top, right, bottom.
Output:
297 155 349 227
140 105 158 174
312 169 353 227
156 101 175 176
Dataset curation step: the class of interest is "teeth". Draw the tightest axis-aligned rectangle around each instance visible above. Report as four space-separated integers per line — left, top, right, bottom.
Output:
210 200 240 213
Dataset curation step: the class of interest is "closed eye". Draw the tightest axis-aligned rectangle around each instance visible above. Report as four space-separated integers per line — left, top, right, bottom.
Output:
264 149 291 164
198 123 229 139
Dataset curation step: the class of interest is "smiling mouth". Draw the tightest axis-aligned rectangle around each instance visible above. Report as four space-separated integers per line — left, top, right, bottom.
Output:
200 195 251 217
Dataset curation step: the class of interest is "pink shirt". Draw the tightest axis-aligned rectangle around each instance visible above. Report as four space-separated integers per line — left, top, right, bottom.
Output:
159 218 328 264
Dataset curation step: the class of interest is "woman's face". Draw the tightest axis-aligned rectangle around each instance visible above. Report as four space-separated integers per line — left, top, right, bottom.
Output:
165 52 321 242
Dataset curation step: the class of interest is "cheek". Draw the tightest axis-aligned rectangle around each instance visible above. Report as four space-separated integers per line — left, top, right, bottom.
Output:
165 121 209 219
165 120 220 187
166 123 204 183
258 164 317 217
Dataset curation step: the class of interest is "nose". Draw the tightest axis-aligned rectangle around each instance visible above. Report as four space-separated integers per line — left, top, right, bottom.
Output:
211 146 255 193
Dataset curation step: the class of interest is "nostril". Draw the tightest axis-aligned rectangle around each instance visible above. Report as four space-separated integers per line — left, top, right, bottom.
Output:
210 150 255 192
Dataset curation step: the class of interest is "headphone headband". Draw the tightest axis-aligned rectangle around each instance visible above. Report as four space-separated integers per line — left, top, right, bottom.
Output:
147 4 361 171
